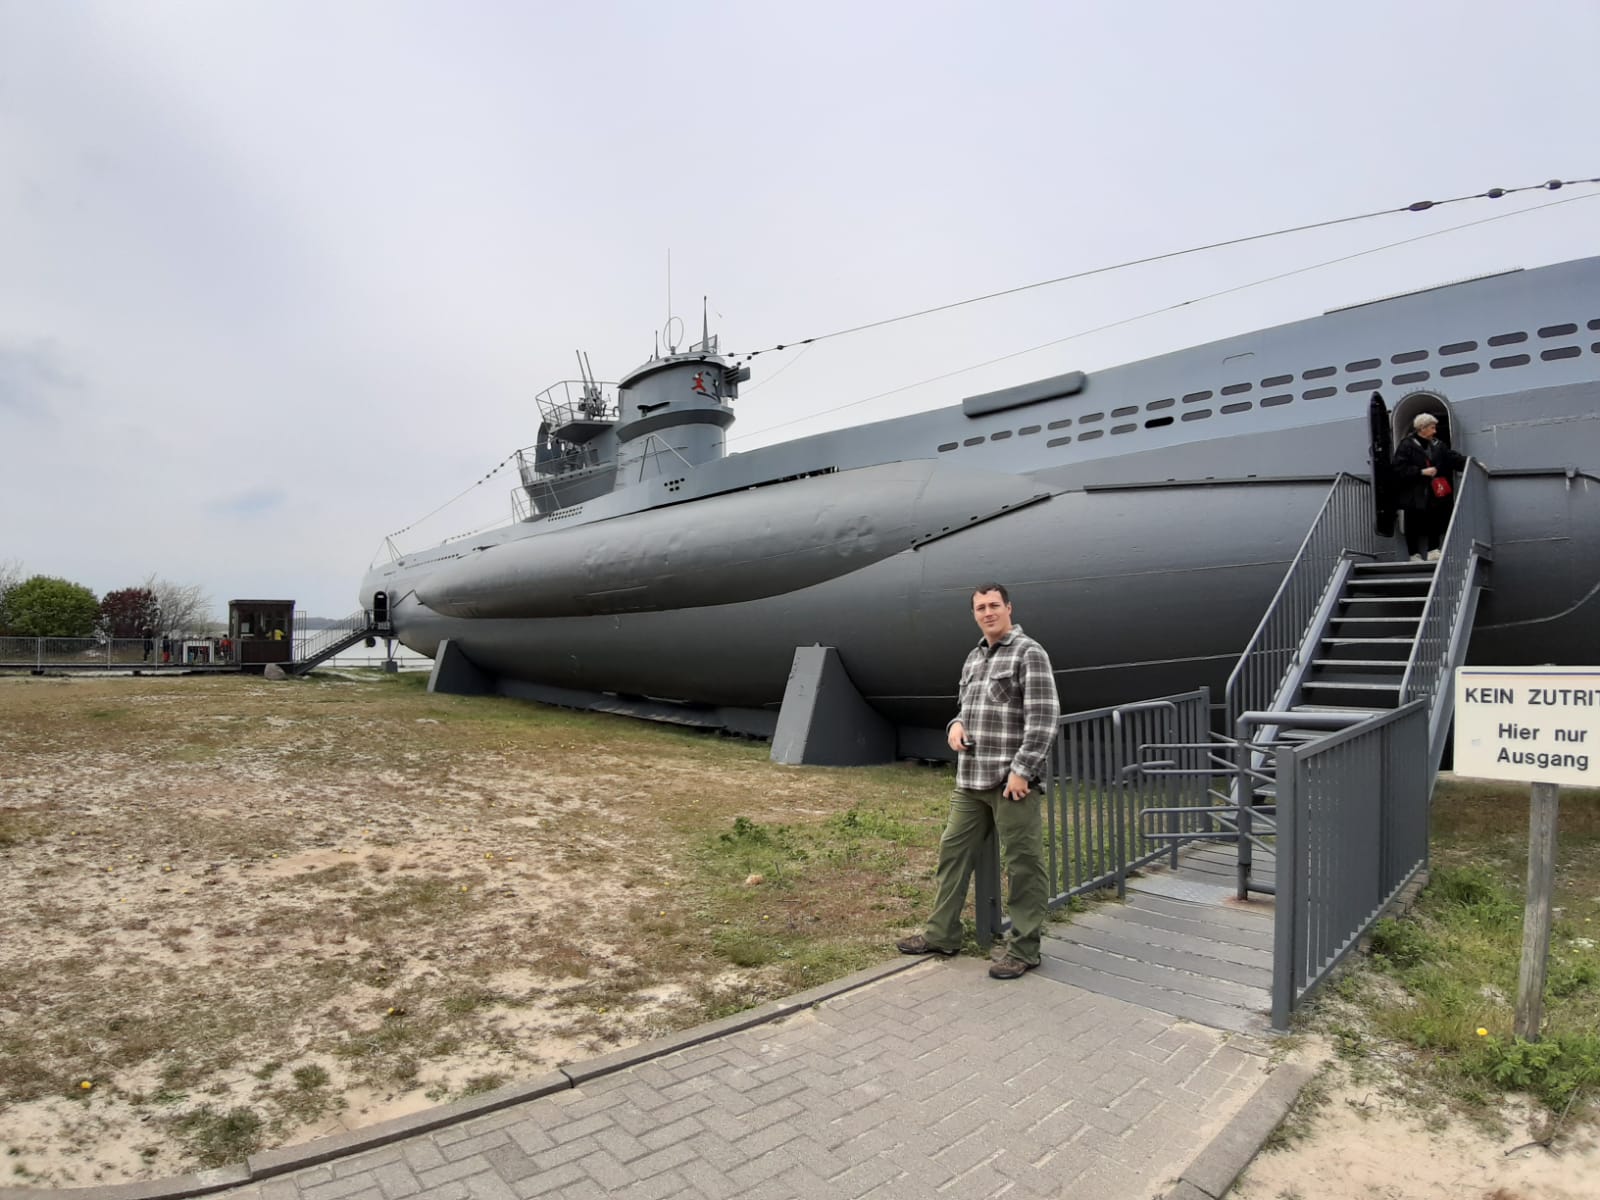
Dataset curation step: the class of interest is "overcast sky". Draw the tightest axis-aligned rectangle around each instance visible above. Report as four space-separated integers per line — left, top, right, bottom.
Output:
2 1 1597 619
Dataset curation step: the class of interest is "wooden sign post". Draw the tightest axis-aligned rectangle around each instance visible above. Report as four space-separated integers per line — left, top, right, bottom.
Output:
1455 667 1598 1041
1513 780 1560 1039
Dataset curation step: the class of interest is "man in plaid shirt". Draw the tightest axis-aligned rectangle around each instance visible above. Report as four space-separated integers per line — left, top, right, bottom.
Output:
898 583 1060 978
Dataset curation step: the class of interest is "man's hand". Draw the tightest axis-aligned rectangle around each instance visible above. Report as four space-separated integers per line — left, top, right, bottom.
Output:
1003 771 1030 801
1422 466 1437 477
948 722 970 753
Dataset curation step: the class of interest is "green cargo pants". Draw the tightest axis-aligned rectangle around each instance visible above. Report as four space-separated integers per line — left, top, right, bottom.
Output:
922 782 1048 965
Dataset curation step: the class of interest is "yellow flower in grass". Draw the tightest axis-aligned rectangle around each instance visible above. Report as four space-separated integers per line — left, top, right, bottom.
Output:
1476 1027 1489 1037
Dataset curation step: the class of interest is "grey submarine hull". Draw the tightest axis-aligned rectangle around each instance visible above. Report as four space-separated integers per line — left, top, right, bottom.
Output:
362 256 1600 744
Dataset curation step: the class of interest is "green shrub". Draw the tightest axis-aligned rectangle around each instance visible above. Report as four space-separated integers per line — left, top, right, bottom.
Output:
1467 1034 1600 1109
1369 917 1431 969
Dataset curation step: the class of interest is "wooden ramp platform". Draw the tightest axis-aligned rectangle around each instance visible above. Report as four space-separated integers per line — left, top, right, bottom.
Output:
1036 843 1278 1035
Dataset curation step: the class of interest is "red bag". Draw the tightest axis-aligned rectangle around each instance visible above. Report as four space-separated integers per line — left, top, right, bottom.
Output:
1431 475 1452 498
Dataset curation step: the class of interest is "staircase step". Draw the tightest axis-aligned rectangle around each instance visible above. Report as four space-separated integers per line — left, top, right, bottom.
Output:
1351 560 1436 573
1340 596 1425 606
1311 659 1406 670
1291 704 1383 715
1347 578 1435 590
1328 616 1421 626
1302 680 1401 692
1321 636 1416 645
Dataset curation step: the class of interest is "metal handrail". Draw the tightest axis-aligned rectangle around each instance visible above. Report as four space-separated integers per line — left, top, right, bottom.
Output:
534 379 618 429
293 609 379 667
1225 473 1378 730
1272 699 1431 1028
972 689 1214 948
1400 458 1491 709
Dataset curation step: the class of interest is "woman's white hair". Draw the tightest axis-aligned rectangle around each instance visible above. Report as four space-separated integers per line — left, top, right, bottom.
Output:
1413 413 1440 430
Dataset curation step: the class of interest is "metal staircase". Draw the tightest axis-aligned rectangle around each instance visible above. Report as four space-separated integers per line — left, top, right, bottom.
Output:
1303 559 1434 712
286 608 394 675
980 462 1496 1031
1107 461 1494 1026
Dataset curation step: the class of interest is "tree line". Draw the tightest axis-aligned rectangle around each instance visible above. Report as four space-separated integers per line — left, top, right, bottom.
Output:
0 560 213 639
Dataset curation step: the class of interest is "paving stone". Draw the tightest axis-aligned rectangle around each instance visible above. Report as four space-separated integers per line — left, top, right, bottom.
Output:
480 1143 540 1183
416 1156 499 1189
673 1158 742 1200
509 1161 585 1199
400 1142 446 1174
439 1128 511 1162
371 1161 422 1198
302 1174 386 1200
613 1167 689 1200
449 1169 516 1200
191 922 1307 1200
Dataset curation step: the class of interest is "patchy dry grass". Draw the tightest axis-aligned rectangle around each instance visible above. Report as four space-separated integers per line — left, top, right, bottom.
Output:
0 671 956 1185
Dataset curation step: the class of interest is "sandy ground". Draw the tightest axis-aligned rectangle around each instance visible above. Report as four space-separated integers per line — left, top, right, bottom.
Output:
1236 1051 1600 1200
2 673 928 1187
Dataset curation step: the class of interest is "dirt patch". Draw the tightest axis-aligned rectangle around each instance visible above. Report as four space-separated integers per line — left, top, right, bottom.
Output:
1235 1046 1600 1200
0 673 950 1186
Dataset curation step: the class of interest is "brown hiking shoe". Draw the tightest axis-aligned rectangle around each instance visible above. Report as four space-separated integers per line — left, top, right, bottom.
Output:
988 956 1037 980
896 934 957 957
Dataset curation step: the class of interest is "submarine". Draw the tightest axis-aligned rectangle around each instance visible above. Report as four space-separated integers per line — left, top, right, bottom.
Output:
360 251 1600 759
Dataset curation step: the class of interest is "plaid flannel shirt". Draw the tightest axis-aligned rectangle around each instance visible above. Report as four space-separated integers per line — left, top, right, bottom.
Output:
948 625 1061 790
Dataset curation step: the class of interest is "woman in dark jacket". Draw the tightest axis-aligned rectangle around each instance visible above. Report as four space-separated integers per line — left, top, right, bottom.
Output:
1391 413 1467 561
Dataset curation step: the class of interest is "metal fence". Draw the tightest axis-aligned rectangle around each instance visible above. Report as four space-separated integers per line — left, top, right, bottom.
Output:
1271 699 1430 1028
0 636 223 669
1226 473 1378 731
974 689 1215 943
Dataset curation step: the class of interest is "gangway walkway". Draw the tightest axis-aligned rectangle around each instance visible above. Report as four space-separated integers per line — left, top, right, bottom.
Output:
1039 847 1276 1037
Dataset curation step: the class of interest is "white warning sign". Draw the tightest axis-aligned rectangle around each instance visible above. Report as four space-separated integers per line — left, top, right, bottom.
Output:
1454 667 1600 787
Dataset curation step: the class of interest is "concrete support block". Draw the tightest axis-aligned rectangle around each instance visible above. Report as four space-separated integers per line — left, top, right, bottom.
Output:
770 645 895 766
428 638 493 696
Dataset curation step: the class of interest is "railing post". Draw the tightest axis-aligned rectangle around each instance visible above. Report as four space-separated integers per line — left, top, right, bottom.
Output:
1233 717 1254 899
1271 744 1298 1030
1111 710 1128 899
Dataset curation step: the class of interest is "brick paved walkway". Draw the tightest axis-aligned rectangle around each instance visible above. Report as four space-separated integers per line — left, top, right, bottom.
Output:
214 958 1274 1200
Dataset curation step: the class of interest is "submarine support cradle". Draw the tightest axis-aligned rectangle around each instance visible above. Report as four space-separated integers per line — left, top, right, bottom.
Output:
770 645 896 767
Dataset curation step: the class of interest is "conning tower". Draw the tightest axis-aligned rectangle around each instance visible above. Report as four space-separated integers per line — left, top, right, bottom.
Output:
518 315 749 516
612 325 747 488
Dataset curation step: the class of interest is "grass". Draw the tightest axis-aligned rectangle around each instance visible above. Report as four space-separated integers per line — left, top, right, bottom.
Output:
169 1106 264 1168
1297 777 1600 1126
0 669 966 1182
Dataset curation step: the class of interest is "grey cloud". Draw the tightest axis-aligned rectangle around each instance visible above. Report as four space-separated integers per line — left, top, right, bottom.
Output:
0 338 83 418
210 487 287 517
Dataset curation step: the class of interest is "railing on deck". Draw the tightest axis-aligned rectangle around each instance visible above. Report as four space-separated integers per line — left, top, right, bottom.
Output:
1225 474 1378 730
1271 699 1430 1028
974 689 1214 944
1400 458 1493 770
534 379 618 430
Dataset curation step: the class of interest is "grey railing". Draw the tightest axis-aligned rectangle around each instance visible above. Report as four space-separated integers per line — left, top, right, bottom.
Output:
974 689 1213 945
1271 699 1430 1028
533 379 618 430
291 610 384 672
1225 473 1378 731
0 636 218 669
1399 458 1492 771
